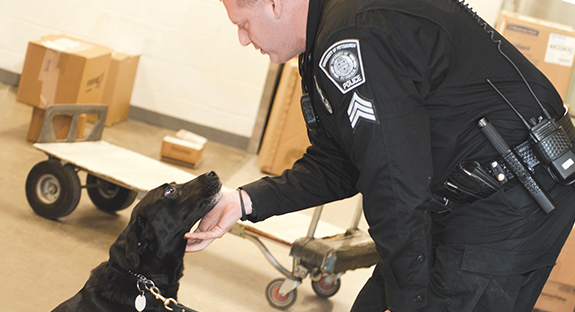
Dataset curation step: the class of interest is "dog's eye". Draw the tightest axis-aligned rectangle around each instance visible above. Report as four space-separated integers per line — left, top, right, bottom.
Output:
164 186 176 197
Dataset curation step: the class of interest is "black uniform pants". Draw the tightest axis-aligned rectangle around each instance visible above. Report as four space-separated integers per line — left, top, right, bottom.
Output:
351 167 575 312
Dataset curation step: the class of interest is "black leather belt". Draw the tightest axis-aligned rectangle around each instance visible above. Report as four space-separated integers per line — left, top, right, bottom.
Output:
434 113 575 206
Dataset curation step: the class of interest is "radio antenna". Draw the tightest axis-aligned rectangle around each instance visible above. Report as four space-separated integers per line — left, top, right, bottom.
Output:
487 79 532 129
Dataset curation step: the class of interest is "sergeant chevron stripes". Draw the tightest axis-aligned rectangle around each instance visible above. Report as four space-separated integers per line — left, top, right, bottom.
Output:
347 92 377 130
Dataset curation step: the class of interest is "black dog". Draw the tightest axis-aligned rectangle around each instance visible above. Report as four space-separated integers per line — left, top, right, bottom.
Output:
52 171 222 312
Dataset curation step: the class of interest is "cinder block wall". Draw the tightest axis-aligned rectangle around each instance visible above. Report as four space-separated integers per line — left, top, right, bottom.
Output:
0 0 270 148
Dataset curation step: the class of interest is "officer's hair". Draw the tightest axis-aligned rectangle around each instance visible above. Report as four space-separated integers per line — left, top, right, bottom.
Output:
219 0 258 8
236 0 258 7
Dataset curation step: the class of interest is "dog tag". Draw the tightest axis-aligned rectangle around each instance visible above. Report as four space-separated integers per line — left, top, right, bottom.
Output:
135 293 146 311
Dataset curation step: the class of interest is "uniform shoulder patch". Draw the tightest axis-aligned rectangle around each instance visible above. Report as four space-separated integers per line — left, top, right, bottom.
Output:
319 39 366 94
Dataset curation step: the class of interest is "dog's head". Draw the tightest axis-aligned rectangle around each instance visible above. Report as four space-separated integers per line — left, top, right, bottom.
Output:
109 171 221 272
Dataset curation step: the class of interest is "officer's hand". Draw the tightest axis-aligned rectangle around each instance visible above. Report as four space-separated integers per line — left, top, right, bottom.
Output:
184 190 250 252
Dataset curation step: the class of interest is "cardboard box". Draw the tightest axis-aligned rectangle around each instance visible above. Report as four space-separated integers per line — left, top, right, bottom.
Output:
87 52 140 126
160 130 207 168
26 106 87 142
549 230 575 287
259 58 311 175
533 226 575 311
548 226 575 287
534 281 575 312
17 34 113 108
496 11 575 101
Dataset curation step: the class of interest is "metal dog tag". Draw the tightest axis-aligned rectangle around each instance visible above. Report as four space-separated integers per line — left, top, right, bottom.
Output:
135 293 146 311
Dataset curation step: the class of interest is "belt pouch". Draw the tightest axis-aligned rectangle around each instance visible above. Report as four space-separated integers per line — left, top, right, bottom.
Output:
443 161 502 201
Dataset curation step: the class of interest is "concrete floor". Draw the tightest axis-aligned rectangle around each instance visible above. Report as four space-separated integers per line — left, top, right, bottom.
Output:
0 82 373 312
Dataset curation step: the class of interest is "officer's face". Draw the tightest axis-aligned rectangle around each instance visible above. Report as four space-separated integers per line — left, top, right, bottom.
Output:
222 0 305 63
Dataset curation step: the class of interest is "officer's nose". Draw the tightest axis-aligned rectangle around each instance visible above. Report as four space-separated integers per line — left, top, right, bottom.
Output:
238 29 251 47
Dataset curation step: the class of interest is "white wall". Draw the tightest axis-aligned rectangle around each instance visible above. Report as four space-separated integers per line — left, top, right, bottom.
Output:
466 0 506 25
0 0 270 138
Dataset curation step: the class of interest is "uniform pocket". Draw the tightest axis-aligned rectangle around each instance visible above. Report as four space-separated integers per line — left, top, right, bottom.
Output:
461 245 555 276
446 269 525 312
428 246 531 312
497 181 544 217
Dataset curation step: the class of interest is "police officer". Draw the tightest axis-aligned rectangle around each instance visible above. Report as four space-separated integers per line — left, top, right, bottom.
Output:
185 0 575 311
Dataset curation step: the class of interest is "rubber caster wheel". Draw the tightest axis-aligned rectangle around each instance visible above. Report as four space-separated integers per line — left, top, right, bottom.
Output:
25 159 81 219
265 278 297 310
312 276 341 298
86 174 137 213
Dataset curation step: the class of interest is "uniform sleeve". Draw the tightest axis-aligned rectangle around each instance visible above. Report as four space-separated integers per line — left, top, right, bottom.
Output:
241 124 360 220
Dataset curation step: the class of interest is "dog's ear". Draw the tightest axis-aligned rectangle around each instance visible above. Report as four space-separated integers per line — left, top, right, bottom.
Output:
109 215 146 269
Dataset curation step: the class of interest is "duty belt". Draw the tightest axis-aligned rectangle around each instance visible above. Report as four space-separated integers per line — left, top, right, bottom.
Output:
434 113 575 205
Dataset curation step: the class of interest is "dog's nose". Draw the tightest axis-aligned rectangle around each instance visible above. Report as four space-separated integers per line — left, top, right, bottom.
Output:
207 171 217 177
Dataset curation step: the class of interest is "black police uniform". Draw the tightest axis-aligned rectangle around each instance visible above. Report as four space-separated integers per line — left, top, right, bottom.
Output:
241 0 575 311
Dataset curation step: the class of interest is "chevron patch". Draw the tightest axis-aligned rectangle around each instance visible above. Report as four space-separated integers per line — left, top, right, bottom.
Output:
347 92 378 131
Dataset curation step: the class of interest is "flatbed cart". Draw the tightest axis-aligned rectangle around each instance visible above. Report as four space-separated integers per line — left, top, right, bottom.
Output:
230 199 379 310
24 103 205 219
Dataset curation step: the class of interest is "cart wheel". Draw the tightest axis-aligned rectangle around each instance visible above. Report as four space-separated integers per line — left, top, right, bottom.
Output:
25 159 81 219
86 174 137 212
311 276 341 298
265 278 297 310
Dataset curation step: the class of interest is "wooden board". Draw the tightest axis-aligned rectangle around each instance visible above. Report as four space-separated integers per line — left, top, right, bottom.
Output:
33 141 203 198
237 212 345 246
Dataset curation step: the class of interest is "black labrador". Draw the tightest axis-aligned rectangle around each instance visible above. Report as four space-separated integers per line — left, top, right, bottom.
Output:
52 171 222 312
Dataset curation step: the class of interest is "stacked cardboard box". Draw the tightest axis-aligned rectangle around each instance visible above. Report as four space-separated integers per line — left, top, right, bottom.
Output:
18 34 113 108
26 107 88 142
87 52 140 126
17 34 140 141
496 11 575 102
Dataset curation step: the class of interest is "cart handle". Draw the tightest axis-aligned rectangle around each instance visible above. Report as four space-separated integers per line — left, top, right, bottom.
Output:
38 104 108 143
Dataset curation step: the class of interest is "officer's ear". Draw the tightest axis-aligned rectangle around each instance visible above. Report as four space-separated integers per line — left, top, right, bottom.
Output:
264 0 282 19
